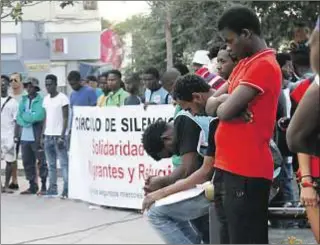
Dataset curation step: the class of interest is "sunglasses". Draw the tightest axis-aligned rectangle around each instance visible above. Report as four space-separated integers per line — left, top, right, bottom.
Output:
10 79 18 83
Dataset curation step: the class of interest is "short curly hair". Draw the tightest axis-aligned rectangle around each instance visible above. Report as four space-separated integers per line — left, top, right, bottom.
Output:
172 74 210 102
142 120 168 161
218 5 261 36
143 67 160 80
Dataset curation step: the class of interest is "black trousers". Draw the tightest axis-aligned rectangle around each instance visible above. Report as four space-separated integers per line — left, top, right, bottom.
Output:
21 141 48 185
213 169 271 244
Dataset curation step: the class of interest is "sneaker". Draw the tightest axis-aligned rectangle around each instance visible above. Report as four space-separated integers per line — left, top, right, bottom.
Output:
43 190 58 198
8 183 19 190
60 191 68 200
20 185 38 195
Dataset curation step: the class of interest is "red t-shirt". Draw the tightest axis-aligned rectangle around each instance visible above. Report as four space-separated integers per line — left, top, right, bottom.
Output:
290 77 320 178
311 157 320 177
290 77 313 104
214 49 282 180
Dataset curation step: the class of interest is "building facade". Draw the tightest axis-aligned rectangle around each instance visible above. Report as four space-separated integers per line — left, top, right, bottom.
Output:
1 1 101 94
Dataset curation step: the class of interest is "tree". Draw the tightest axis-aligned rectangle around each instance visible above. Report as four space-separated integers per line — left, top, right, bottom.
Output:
110 1 319 73
251 1 319 48
0 0 74 23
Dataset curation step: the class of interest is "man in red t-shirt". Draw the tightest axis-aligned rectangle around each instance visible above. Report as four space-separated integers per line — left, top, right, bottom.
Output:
205 5 281 244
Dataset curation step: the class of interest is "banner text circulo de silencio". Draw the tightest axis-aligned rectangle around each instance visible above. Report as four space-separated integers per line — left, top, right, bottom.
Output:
74 116 173 133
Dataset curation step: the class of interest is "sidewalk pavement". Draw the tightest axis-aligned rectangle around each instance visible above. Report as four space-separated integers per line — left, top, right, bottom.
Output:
1 177 164 244
1 177 315 244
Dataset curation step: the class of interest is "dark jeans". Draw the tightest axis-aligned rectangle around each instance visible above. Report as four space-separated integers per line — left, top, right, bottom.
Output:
213 169 271 244
21 141 48 185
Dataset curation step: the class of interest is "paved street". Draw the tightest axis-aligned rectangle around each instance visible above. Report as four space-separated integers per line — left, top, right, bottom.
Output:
1 180 162 244
1 177 316 244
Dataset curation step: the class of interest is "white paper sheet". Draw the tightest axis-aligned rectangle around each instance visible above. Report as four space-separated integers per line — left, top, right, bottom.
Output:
155 182 211 207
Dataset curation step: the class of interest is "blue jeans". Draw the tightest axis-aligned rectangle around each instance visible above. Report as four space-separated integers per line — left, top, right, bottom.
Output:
44 136 69 194
147 194 210 244
279 157 296 203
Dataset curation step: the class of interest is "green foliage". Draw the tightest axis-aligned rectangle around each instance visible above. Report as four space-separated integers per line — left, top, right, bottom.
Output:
103 1 319 73
251 1 319 48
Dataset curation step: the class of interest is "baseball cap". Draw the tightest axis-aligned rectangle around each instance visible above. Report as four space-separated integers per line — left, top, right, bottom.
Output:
192 50 211 66
24 77 40 91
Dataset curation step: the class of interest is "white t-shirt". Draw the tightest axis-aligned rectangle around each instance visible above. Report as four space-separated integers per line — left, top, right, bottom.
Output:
315 75 319 86
1 96 18 142
43 93 69 136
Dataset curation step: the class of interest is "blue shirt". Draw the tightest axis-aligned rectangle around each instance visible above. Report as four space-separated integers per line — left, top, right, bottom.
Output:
145 87 171 104
70 86 97 108
69 86 97 131
21 98 35 142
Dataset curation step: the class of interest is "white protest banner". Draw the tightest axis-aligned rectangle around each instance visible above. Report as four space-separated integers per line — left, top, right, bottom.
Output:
69 105 175 209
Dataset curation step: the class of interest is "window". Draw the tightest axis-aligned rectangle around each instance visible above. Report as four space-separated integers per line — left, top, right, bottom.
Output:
1 36 17 54
83 1 97 10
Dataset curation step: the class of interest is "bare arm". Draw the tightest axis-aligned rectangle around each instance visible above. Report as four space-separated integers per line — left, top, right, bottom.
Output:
287 83 320 156
161 152 201 186
298 153 312 178
155 156 214 198
41 111 46 138
213 82 229 97
205 94 229 117
216 85 259 121
61 105 69 137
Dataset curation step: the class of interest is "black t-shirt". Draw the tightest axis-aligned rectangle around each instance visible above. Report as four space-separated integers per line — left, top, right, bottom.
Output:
206 118 219 157
173 115 203 168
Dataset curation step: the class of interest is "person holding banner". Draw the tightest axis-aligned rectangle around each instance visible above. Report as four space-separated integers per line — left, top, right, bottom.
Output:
97 72 111 107
98 70 129 107
142 67 171 105
68 71 97 108
106 70 129 106
124 73 143 105
68 71 97 137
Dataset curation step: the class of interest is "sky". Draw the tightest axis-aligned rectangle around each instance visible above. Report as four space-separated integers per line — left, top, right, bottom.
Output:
98 1 150 22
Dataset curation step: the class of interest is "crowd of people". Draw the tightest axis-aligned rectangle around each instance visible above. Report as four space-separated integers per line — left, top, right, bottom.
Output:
1 4 319 245
139 5 319 245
